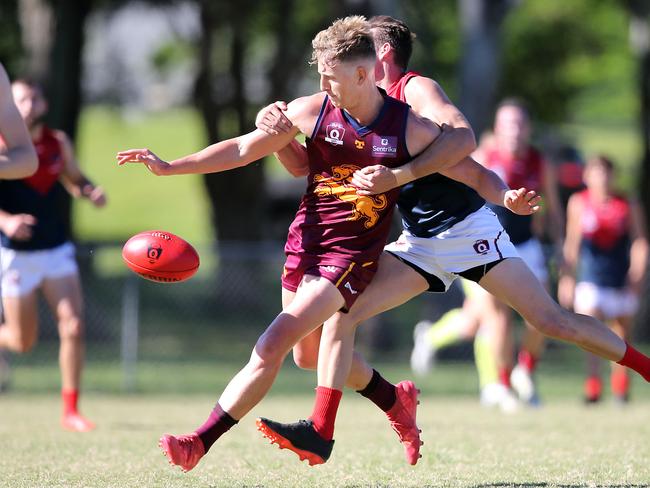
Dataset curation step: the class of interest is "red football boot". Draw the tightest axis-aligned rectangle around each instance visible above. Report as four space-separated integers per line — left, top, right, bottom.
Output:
159 433 206 472
61 412 96 432
386 380 422 465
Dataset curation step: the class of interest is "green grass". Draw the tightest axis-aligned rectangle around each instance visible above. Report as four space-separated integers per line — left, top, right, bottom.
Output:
74 107 213 244
3 357 650 487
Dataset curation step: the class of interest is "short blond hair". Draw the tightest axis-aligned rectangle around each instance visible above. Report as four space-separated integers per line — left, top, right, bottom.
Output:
311 16 376 66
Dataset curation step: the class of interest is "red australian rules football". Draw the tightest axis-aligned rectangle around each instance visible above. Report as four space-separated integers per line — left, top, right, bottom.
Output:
122 230 200 283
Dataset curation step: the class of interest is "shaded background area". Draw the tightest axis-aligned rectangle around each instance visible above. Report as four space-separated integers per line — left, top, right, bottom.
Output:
0 0 649 392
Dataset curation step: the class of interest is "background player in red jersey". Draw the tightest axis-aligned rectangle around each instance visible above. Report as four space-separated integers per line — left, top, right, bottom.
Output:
117 16 447 471
0 79 106 431
0 63 37 179
560 155 648 403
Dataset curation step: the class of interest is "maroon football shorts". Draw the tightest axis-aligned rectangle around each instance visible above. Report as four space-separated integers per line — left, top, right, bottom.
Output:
281 253 377 311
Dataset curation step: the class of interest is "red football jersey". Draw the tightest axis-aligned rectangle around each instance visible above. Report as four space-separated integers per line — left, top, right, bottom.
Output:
386 71 420 102
579 190 631 250
285 93 411 267
24 126 65 195
483 145 544 192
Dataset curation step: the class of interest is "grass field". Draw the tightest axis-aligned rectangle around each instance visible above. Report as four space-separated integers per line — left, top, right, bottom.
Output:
3 359 650 488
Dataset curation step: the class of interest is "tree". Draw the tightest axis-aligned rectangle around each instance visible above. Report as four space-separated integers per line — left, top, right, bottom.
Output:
457 0 512 136
626 0 650 340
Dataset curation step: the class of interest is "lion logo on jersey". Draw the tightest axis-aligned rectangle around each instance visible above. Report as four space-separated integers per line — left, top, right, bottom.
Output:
314 164 388 229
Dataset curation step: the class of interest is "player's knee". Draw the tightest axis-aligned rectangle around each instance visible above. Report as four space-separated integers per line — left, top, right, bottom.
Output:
253 332 289 366
59 316 84 342
8 333 37 353
292 349 317 370
530 307 573 341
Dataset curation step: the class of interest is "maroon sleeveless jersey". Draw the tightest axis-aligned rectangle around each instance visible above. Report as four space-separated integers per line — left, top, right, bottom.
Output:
386 71 420 102
285 92 411 268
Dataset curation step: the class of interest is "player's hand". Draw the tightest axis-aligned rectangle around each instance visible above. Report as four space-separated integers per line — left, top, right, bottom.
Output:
351 165 398 195
255 101 293 135
504 187 541 215
116 149 170 175
82 184 107 208
1 213 37 241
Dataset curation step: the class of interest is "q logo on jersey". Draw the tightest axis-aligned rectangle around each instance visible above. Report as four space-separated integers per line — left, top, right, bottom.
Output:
473 239 490 255
147 245 163 263
325 123 345 146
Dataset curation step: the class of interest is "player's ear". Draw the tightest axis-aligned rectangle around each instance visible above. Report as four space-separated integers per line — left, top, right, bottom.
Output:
377 42 391 60
356 65 367 85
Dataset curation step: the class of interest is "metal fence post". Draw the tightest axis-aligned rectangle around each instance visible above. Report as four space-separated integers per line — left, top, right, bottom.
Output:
121 274 139 392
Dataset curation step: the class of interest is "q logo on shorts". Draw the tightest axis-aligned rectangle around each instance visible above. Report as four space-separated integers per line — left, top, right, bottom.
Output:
473 239 490 255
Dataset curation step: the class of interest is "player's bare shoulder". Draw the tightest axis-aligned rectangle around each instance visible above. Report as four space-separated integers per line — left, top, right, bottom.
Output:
284 92 327 138
404 108 441 157
403 76 449 110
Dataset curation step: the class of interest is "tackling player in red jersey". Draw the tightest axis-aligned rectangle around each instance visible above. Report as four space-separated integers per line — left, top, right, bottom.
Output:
0 79 106 431
117 16 449 471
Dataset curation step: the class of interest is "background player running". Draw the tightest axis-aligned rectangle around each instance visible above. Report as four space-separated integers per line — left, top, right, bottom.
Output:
560 155 648 403
254 15 650 466
117 16 445 471
0 78 106 431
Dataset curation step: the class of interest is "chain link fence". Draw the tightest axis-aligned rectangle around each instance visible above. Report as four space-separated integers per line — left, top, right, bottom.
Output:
7 241 457 393
8 239 648 394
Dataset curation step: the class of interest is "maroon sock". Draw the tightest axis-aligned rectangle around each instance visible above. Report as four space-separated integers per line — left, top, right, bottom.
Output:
616 343 650 382
195 403 238 453
498 367 512 388
309 386 342 441
518 349 537 373
356 369 397 412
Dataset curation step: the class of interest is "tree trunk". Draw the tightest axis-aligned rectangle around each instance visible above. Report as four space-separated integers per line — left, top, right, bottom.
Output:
458 0 511 136
200 11 266 244
628 1 650 340
45 0 90 241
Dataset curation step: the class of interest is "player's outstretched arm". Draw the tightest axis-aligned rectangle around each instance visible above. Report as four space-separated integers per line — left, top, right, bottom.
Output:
441 158 540 215
56 130 106 207
255 101 309 177
0 64 37 179
117 95 322 176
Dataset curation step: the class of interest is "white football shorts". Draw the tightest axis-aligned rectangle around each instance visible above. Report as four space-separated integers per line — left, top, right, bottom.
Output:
1 241 79 297
384 206 519 291
574 281 638 319
514 237 548 284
